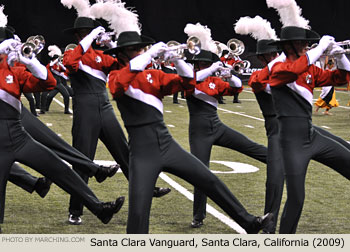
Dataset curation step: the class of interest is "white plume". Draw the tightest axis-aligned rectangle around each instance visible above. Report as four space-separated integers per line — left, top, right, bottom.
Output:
266 0 310 29
234 15 278 41
184 23 217 54
90 0 141 37
48 45 62 57
0 5 8 28
61 0 93 18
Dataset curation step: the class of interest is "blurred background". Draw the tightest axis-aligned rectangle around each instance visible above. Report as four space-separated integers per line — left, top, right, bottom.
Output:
2 0 350 65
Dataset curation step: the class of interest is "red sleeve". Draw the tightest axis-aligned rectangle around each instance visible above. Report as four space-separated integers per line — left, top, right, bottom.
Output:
108 65 138 98
159 72 196 96
248 67 269 93
14 65 56 93
63 44 84 74
215 77 242 96
312 65 350 87
269 55 310 87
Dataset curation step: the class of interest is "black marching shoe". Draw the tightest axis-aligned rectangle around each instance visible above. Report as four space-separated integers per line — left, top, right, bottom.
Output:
68 214 82 225
191 219 203 228
34 177 52 198
247 213 274 234
97 196 125 224
153 187 171 198
64 111 73 115
95 164 120 183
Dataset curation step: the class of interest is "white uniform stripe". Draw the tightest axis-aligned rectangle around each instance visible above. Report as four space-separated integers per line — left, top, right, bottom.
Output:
0 89 22 112
125 85 164 114
79 62 107 82
193 88 218 108
286 82 314 105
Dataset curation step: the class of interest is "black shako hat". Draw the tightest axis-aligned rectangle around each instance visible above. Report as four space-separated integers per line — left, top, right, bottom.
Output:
269 26 320 45
256 39 281 55
186 49 220 63
0 27 14 43
104 31 155 55
63 17 102 34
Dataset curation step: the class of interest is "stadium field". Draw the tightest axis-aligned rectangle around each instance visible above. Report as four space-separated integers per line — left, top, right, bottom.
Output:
3 86 350 234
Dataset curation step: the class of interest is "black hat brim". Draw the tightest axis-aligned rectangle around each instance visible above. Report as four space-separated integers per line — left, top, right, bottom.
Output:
104 35 155 55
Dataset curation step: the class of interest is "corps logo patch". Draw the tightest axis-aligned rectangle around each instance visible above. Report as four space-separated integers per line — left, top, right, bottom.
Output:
146 73 153 84
209 82 216 89
5 75 14 84
95 56 102 63
305 74 312 84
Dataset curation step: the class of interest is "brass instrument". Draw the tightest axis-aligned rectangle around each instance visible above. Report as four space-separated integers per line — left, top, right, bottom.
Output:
96 32 116 46
309 40 350 56
57 44 77 63
164 36 201 58
21 35 45 58
232 60 251 74
227 38 245 56
64 43 77 52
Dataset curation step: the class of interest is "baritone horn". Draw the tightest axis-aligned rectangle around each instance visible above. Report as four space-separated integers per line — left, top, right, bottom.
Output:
232 60 251 74
65 43 77 52
227 38 245 56
21 35 45 58
58 44 77 63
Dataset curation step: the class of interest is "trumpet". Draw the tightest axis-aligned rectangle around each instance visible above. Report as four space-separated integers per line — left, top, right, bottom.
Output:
21 35 45 58
96 32 116 46
163 36 201 59
309 40 350 56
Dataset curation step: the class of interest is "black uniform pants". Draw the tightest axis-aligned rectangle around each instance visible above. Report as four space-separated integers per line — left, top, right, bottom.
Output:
69 93 129 216
263 116 284 233
126 121 257 234
46 83 71 113
0 119 103 224
189 115 267 222
6 106 100 192
8 163 38 194
278 117 350 234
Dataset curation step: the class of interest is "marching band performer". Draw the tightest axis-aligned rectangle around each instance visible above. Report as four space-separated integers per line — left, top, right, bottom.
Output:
61 0 170 225
45 45 72 114
235 15 285 234
267 0 350 233
0 25 123 232
182 22 267 229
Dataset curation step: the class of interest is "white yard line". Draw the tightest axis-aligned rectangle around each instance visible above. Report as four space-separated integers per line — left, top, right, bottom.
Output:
159 172 246 234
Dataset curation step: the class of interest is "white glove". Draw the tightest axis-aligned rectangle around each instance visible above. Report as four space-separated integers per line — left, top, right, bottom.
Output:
335 54 350 72
13 34 21 42
307 35 335 65
172 59 194 78
196 61 223 81
227 74 242 88
14 53 47 80
163 50 178 62
327 44 345 58
104 40 117 49
0 38 21 55
130 42 167 71
80 26 106 52
146 42 167 58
